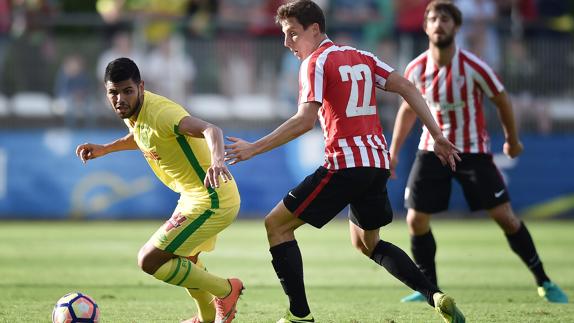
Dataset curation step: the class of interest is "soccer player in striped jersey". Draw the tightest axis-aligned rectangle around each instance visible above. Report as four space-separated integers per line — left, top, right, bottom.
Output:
390 1 568 304
75 58 244 323
225 1 464 322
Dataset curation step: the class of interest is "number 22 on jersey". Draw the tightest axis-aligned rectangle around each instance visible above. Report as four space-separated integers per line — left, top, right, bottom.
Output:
339 64 376 117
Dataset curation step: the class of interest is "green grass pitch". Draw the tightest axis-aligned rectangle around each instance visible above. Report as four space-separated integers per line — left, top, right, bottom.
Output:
0 219 573 322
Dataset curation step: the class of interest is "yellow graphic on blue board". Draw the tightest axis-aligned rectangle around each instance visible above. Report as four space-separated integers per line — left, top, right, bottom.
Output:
522 194 574 219
71 172 154 219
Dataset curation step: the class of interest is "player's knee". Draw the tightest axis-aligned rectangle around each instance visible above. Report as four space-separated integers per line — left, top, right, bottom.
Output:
264 215 275 233
406 210 430 233
264 215 296 244
265 217 284 240
489 202 520 233
137 249 159 275
264 215 283 241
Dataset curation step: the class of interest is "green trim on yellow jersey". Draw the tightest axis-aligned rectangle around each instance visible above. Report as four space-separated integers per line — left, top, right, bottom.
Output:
164 209 215 253
174 125 219 209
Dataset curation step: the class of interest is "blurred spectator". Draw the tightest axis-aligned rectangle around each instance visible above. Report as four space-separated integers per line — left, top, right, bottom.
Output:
276 50 299 110
496 0 538 36
139 0 190 45
247 0 284 37
329 0 382 45
218 0 289 36
362 0 395 51
456 0 500 71
3 0 58 94
96 0 190 44
395 0 430 36
12 0 58 34
216 39 256 96
216 0 267 96
144 34 196 106
503 37 551 134
96 0 124 24
535 0 574 35
0 0 11 93
53 54 94 128
512 92 551 134
186 0 218 39
96 30 143 81
218 0 262 33
529 0 574 95
395 0 430 69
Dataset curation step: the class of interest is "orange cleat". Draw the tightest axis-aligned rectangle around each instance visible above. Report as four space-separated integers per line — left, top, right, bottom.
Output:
214 278 244 323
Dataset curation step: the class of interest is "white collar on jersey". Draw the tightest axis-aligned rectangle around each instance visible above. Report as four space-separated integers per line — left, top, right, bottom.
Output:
319 38 333 47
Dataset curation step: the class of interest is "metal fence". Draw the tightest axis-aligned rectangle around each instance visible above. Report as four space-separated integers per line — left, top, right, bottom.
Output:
0 22 573 134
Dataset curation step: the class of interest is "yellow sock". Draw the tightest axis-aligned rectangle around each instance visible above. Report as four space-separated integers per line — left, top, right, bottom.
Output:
186 259 215 322
153 256 231 298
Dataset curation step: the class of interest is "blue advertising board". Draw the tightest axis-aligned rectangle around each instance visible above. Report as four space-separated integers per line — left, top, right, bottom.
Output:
0 128 572 219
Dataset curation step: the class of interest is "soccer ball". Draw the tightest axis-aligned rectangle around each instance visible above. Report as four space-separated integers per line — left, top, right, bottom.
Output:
52 292 100 323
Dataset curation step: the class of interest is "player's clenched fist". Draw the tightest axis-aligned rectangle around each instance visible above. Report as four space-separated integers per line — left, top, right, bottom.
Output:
75 143 107 164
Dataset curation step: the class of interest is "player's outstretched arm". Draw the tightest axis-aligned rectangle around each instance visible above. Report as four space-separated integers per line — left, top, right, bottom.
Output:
75 133 138 164
491 91 523 158
389 100 418 178
225 101 319 165
178 115 232 188
385 71 460 170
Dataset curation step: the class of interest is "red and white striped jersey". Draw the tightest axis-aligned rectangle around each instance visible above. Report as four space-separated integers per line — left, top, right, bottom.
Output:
405 47 504 153
299 39 394 170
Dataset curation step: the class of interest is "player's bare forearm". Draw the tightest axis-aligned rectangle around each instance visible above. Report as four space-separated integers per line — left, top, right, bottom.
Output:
401 86 441 138
225 102 318 164
76 133 137 164
491 91 523 158
390 101 418 157
202 126 226 164
385 72 443 139
178 116 232 187
104 133 139 153
389 101 418 177
178 116 226 163
228 115 312 161
491 91 520 144
203 126 233 188
386 72 459 169
257 114 314 154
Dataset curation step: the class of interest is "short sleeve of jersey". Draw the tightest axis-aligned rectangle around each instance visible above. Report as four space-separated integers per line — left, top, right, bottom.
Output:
369 53 394 90
403 51 431 89
156 103 189 137
298 55 323 104
465 52 504 98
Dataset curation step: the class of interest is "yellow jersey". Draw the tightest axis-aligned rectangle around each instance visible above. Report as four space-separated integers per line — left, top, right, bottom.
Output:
124 91 240 209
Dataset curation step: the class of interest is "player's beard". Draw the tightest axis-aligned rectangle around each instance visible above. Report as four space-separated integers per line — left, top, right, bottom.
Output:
433 33 455 49
120 88 143 119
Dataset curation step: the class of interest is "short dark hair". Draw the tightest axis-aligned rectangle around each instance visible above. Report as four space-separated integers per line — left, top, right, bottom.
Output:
424 0 463 27
104 57 141 84
276 0 326 33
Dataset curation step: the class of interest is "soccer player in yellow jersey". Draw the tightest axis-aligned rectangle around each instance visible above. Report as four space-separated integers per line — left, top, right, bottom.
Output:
75 57 243 323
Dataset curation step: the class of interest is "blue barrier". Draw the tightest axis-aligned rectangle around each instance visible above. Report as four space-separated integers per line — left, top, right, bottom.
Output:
0 128 572 219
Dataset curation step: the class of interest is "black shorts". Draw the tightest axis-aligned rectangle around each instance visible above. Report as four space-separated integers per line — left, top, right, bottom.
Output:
405 150 510 213
283 166 393 230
